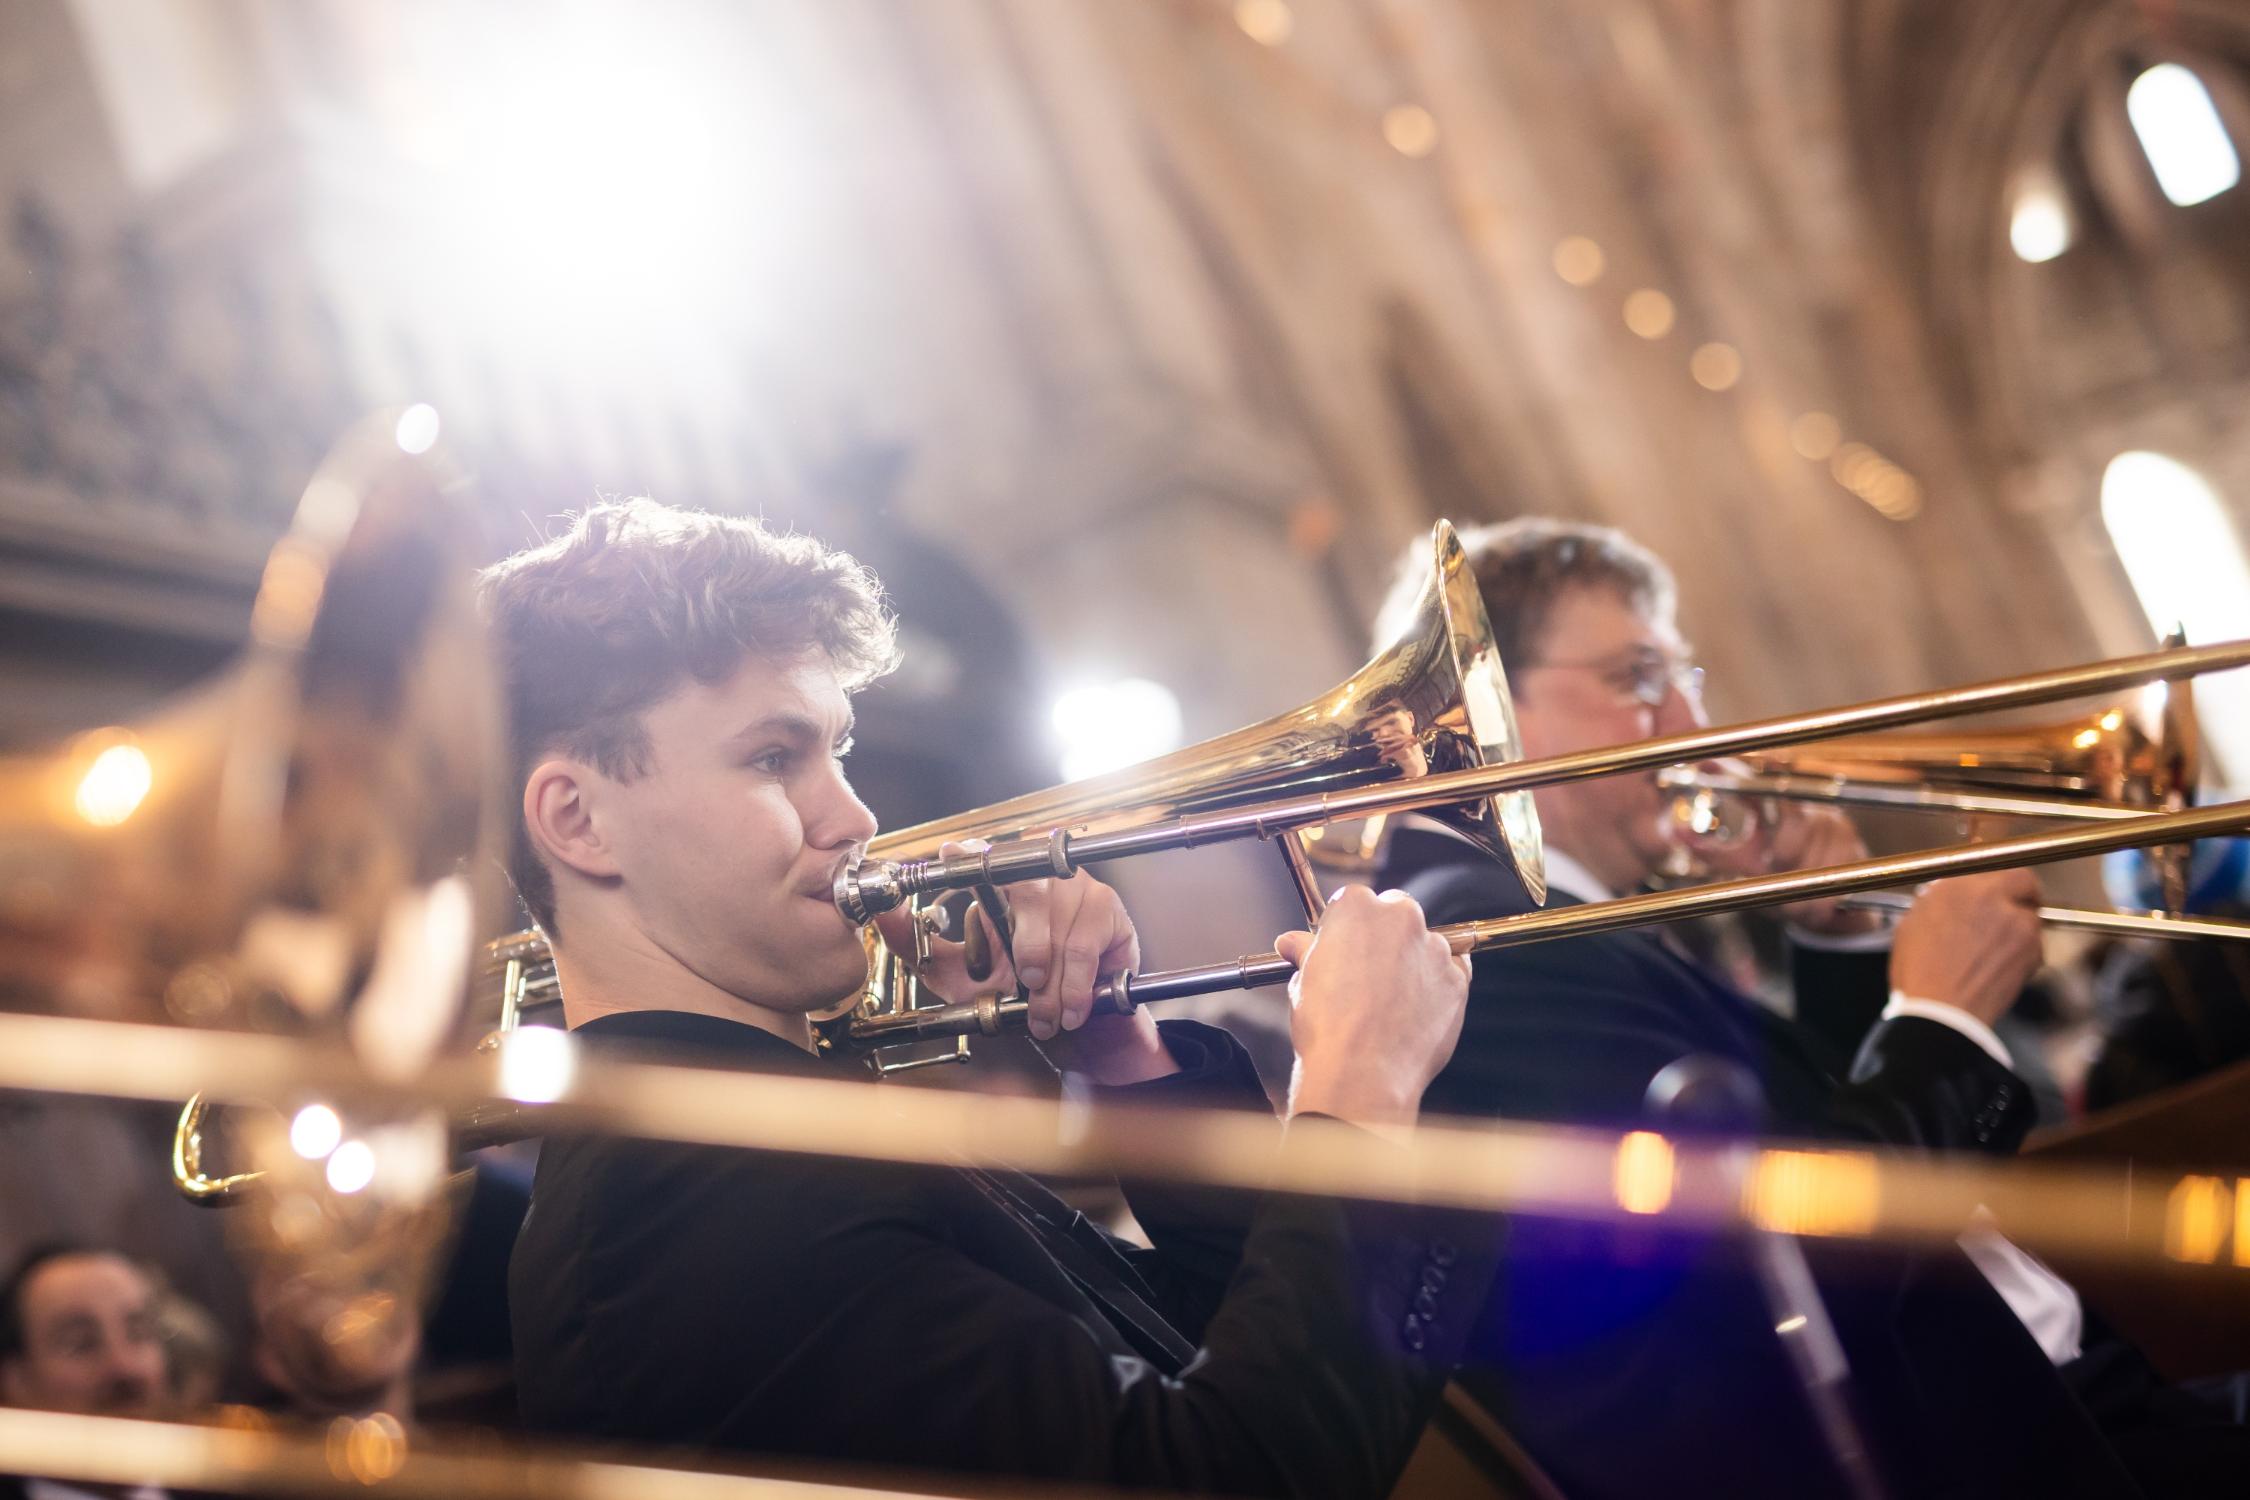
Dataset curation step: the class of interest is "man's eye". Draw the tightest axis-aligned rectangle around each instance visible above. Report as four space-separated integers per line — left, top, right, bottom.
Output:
746 749 791 774
833 736 855 760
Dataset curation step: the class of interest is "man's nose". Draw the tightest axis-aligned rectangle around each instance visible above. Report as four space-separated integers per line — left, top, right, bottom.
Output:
104 1342 162 1395
809 768 879 850
1654 678 1706 734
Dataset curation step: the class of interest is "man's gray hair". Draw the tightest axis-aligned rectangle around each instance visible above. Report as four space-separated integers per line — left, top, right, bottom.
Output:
1372 518 1676 675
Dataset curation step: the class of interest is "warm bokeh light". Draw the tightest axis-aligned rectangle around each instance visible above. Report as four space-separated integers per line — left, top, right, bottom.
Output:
73 739 151 828
1789 411 1842 461
1382 104 1439 159
1829 442 1877 488
1611 1131 1675 1215
1552 236 1606 286
328 1412 409 1485
1865 469 1923 522
2126 63 2240 207
2164 1174 2232 1264
1234 0 1294 47
1745 1148 1879 1237
1689 341 1742 391
1622 288 1675 339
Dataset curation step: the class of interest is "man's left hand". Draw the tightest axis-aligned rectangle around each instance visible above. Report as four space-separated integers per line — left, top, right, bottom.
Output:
872 845 1174 1085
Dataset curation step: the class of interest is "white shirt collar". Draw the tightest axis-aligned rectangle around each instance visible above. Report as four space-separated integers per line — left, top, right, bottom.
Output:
1393 814 1615 904
1537 846 1616 905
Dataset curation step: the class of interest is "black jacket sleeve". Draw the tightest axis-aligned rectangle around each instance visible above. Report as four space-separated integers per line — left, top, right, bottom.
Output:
1096 1018 1282 1341
1788 936 1894 1065
1408 867 2034 1154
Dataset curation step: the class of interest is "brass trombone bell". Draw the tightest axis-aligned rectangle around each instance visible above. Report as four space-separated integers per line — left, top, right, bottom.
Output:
1659 678 2199 831
822 519 1541 1071
839 519 1544 916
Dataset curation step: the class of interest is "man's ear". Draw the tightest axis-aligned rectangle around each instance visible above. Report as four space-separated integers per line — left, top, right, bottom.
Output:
523 759 624 881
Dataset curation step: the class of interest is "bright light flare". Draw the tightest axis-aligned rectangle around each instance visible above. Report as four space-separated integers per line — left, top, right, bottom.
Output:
326 1140 377 1195
2127 63 2240 207
2103 451 2250 778
1052 679 1184 782
73 739 151 828
380 12 809 371
2009 177 2073 263
290 1104 344 1160
393 404 441 455
500 1025 579 1104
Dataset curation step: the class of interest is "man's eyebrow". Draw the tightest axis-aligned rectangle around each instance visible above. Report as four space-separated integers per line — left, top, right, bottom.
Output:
727 710 856 744
726 712 820 743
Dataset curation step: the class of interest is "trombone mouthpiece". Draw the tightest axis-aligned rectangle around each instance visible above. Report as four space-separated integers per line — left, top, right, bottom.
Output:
833 832 1082 924
834 858 912 925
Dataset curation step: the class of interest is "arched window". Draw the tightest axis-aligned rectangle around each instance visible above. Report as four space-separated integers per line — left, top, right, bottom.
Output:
2100 451 2250 780
2126 63 2240 207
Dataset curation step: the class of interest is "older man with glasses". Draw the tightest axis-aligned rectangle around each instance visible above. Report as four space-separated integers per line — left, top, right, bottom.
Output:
1367 518 2193 1500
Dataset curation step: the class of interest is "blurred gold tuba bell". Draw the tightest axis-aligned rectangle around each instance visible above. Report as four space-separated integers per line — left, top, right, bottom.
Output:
0 411 509 1037
0 409 510 1406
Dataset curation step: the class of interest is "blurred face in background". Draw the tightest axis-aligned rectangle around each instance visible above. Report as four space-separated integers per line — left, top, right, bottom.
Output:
1509 584 1704 896
1 1253 168 1418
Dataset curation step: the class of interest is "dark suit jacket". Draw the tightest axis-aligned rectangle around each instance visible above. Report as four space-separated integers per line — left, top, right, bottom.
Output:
1382 825 2143 1500
510 1011 1495 1498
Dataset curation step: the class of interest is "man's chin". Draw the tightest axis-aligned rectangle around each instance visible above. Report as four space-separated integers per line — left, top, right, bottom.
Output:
797 942 872 1015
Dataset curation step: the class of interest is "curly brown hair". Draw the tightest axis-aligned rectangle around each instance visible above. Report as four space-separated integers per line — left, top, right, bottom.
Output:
479 499 900 936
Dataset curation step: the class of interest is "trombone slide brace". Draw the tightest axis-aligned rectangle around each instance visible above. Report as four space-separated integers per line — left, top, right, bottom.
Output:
837 968 1148 1051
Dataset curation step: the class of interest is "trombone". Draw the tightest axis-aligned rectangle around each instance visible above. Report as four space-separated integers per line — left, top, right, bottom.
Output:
480 523 2250 1072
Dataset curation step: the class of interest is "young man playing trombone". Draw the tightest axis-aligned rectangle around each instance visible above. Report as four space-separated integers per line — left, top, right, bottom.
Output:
1376 517 2245 1499
491 499 1493 1496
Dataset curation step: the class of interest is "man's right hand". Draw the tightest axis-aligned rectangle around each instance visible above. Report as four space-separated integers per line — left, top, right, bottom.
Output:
1276 887 1471 1135
1888 868 2044 1027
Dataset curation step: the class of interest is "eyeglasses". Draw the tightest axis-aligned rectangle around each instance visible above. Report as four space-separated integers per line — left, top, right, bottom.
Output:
1523 647 1705 709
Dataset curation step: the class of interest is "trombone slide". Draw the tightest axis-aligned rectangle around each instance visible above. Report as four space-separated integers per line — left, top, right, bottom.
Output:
1836 890 2250 944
